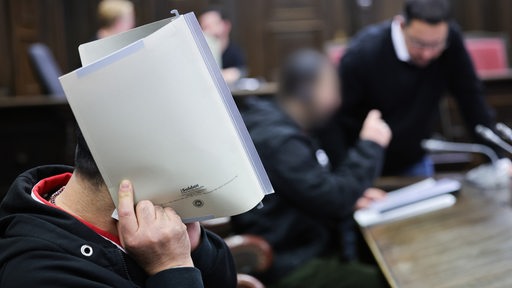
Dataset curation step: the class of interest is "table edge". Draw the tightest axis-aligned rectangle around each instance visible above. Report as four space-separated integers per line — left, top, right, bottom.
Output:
361 227 399 288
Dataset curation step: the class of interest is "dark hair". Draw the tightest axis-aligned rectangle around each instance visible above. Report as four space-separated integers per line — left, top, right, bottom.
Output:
201 5 230 21
279 49 329 101
404 0 451 25
75 129 105 187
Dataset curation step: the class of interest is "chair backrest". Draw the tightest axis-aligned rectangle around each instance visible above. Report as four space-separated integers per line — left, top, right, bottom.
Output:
237 273 265 288
464 35 509 75
224 234 273 275
28 43 66 98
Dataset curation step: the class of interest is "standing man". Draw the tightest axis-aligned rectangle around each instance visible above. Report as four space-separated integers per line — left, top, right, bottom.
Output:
322 0 494 176
199 7 246 84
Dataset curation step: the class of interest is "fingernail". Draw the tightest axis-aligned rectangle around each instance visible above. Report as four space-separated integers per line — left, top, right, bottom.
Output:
120 180 131 190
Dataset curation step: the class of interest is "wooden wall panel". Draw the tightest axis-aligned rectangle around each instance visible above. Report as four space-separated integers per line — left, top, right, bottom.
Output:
61 0 100 71
0 0 12 96
237 0 331 79
9 0 43 95
2 0 512 94
8 0 67 95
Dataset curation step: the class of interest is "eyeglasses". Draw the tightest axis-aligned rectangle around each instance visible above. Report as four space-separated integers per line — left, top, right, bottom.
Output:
404 33 448 52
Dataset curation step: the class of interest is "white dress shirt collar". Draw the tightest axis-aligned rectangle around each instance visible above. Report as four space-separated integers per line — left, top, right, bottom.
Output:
391 18 411 62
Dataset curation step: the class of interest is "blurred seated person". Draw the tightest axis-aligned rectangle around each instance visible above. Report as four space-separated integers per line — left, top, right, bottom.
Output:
97 0 135 39
199 7 246 84
319 0 495 177
0 131 237 287
232 50 391 288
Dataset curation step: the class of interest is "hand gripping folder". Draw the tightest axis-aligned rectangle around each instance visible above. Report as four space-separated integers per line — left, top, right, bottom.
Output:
59 11 273 222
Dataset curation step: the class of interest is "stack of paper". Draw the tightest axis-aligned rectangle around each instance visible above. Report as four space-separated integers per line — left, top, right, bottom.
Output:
354 178 460 227
59 12 273 222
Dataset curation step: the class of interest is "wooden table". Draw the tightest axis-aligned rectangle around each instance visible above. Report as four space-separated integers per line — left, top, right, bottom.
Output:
365 177 512 288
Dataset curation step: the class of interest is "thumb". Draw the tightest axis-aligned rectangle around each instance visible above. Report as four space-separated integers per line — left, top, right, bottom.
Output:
117 180 138 236
366 109 382 120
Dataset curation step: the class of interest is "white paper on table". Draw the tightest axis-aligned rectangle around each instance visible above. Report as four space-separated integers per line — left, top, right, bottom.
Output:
354 178 460 227
59 13 273 222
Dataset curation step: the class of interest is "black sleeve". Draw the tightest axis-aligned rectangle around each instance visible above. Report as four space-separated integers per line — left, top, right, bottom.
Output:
0 234 233 288
222 43 246 70
0 249 134 288
146 268 204 288
321 49 370 168
0 250 205 288
191 228 237 288
270 136 384 220
446 24 495 136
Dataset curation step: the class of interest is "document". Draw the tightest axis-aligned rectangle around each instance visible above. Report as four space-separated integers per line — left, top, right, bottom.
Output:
354 178 460 227
59 12 273 222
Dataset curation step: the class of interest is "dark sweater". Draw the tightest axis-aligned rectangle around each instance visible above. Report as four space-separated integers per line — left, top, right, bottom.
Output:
222 42 245 70
0 165 237 288
231 98 384 284
320 21 494 175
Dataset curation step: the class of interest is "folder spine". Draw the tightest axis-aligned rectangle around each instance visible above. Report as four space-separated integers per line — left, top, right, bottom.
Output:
184 13 273 195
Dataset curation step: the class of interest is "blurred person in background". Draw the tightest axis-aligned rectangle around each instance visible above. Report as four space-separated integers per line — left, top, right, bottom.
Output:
319 0 494 177
199 7 246 84
96 0 135 39
232 49 391 288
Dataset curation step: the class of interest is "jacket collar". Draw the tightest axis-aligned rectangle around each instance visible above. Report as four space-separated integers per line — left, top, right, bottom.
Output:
30 171 123 249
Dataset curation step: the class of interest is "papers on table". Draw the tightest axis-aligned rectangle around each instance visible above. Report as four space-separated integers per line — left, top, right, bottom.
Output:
354 178 460 227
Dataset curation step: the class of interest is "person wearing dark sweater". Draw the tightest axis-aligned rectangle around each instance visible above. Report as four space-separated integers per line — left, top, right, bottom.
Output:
319 0 494 176
200 7 246 84
232 50 391 287
0 132 237 287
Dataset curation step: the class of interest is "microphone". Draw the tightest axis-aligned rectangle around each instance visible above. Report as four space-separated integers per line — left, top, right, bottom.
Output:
423 139 511 189
475 125 512 154
496 123 512 142
421 139 499 164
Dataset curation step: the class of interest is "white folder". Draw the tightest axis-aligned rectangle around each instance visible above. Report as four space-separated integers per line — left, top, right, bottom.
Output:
59 12 273 222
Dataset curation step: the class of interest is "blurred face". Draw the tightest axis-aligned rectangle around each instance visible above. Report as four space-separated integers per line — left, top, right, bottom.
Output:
402 19 449 67
199 11 228 40
308 62 341 125
112 10 135 34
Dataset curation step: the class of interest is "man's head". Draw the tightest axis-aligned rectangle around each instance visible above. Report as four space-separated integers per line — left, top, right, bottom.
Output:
74 129 105 188
97 0 135 39
400 0 451 67
278 49 341 129
199 8 231 44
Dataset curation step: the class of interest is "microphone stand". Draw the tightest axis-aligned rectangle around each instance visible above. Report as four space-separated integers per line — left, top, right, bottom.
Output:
421 139 499 164
475 125 512 155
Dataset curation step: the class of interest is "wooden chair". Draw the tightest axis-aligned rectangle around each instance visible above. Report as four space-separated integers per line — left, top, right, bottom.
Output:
224 234 273 275
202 218 274 287
27 43 65 98
237 273 265 288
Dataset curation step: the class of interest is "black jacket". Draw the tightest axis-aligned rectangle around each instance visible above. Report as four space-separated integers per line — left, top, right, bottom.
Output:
0 165 237 288
232 98 384 284
321 21 494 175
